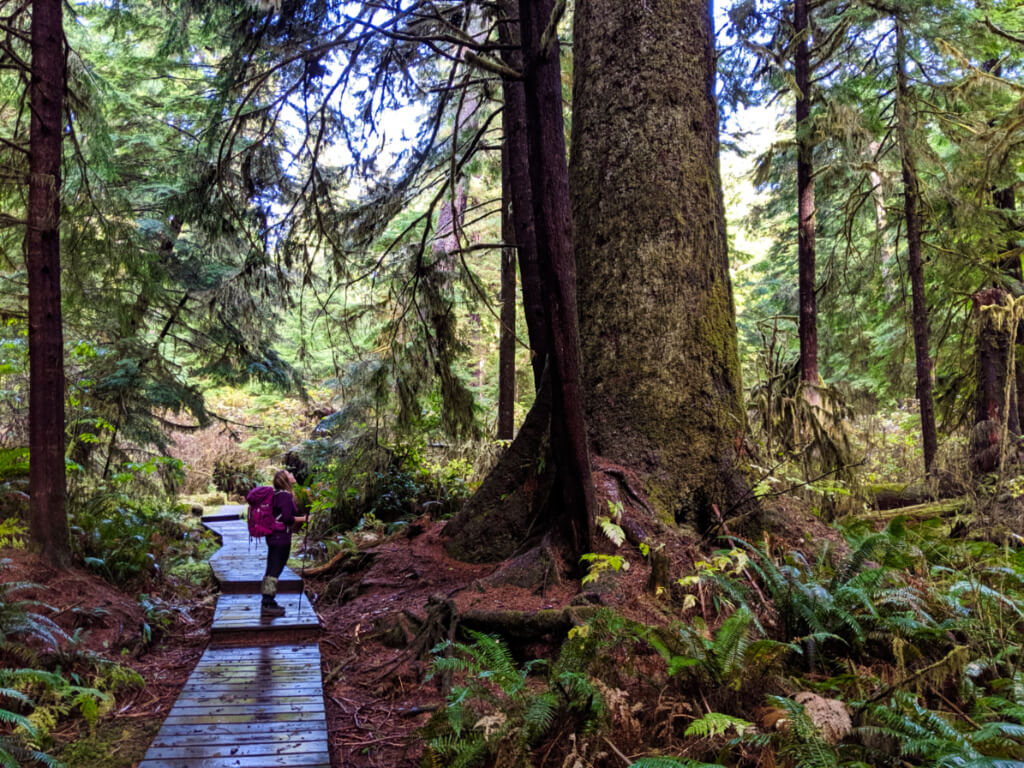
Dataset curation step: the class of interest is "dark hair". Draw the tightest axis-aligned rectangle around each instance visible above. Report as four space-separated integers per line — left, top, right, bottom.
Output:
272 470 294 491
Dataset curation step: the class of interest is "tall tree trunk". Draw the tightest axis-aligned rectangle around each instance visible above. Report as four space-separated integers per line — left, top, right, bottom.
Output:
571 0 748 528
497 0 547 390
519 0 595 556
895 21 938 475
26 0 69 566
795 0 820 401
444 0 595 562
497 142 516 440
868 141 896 298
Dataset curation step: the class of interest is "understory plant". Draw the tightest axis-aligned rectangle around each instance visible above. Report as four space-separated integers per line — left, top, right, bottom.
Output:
0 562 111 766
666 516 1024 766
421 628 605 768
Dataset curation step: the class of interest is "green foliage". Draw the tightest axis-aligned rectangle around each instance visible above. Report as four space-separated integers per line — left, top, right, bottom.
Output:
765 695 843 768
422 628 605 768
0 519 28 549
300 437 475 534
69 486 211 588
0 565 66 654
684 712 754 738
211 456 258 497
0 448 29 482
657 607 798 691
746 318 855 483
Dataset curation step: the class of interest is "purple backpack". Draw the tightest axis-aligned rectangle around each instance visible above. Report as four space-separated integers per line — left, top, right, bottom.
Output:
245 486 285 538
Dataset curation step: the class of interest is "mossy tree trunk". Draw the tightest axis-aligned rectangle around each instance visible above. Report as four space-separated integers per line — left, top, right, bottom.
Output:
971 287 1020 474
497 142 516 440
795 0 820 403
498 0 547 389
569 0 748 528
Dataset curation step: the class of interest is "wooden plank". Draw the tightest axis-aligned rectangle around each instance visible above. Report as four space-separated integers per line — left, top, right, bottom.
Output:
161 711 311 725
199 651 319 663
150 730 325 748
167 702 325 717
151 720 327 738
140 754 330 768
143 739 329 759
171 693 322 707
211 593 319 634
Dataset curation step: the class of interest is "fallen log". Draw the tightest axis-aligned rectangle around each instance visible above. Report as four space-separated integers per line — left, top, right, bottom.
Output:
458 606 601 640
860 482 931 510
859 497 968 523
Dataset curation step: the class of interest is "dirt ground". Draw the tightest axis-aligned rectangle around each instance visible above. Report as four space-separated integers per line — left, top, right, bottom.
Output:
0 484 835 768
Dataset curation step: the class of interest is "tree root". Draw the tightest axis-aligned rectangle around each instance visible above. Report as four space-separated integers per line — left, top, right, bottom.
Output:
304 549 374 579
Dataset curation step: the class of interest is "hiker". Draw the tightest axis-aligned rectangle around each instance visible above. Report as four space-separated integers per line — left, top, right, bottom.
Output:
260 469 306 616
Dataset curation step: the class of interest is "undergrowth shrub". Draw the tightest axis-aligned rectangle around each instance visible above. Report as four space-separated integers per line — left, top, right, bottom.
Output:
299 436 476 535
421 628 607 768
0 561 114 767
69 487 215 588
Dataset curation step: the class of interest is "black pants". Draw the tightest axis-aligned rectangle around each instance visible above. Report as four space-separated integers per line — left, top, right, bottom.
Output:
265 541 290 580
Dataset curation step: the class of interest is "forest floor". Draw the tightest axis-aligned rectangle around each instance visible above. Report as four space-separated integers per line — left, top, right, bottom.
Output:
1 486 843 767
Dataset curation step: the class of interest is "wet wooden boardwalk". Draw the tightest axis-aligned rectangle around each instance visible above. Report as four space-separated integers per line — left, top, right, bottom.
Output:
139 505 327 768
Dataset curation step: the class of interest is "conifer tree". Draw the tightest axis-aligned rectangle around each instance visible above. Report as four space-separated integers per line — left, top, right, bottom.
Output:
25 0 69 565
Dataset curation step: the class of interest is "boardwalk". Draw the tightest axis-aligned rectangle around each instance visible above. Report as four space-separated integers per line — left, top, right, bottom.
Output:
139 505 327 768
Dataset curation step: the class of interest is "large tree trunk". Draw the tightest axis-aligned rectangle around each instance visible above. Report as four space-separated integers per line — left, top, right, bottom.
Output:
497 142 516 440
895 21 938 475
795 0 820 402
26 0 70 566
445 0 595 562
570 0 748 529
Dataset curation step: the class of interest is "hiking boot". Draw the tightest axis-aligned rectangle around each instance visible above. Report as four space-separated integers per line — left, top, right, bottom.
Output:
261 600 286 616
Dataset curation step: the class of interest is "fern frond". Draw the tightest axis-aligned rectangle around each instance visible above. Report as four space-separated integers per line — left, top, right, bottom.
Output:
684 711 753 738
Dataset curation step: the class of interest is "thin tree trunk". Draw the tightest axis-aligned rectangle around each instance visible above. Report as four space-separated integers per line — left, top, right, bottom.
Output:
895 21 938 474
795 0 819 401
518 0 595 556
497 142 516 440
26 0 69 566
498 0 547 390
868 141 896 297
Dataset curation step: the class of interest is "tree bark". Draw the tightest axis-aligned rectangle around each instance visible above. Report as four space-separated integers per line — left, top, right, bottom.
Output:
895 21 938 475
971 287 1019 474
26 0 70 566
570 0 748 529
795 0 820 401
519 0 595 556
444 0 596 562
497 0 547 390
497 141 516 440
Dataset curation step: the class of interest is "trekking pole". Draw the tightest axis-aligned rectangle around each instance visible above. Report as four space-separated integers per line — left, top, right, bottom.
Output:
297 503 310 620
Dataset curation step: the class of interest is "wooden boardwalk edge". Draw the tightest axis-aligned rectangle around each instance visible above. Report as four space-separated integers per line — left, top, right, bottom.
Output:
140 504 328 768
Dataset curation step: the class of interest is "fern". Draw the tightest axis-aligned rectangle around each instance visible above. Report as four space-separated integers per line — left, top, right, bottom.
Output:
684 712 753 738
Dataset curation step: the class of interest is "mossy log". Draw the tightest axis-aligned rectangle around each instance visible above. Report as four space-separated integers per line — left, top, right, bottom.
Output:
459 606 600 640
861 482 931 510
861 497 967 522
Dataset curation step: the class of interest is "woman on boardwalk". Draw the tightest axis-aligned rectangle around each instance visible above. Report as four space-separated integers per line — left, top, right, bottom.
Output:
261 469 306 615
